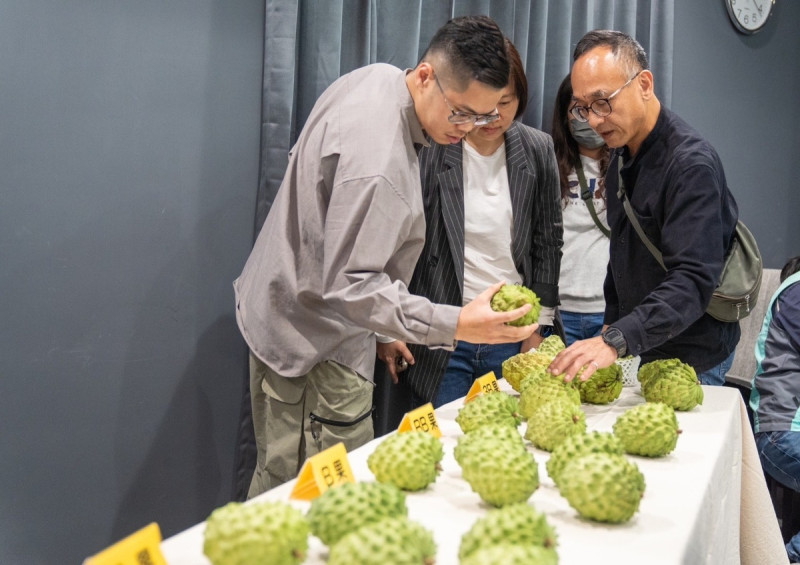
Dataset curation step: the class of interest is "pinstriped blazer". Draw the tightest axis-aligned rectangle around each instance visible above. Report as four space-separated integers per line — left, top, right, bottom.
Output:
403 121 563 402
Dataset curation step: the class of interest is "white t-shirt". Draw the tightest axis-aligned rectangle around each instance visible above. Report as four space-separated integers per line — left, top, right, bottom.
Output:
461 141 522 304
559 154 609 313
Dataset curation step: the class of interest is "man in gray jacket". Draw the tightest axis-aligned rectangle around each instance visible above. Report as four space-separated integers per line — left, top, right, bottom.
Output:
234 15 537 496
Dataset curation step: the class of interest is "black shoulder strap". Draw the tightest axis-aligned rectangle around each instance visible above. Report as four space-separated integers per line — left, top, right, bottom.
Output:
576 160 610 238
616 155 666 271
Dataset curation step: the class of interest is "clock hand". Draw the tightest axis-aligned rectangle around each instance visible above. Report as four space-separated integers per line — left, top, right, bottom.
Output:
753 0 763 13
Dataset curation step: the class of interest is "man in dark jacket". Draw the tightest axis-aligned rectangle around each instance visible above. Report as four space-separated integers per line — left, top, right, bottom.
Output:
551 30 740 385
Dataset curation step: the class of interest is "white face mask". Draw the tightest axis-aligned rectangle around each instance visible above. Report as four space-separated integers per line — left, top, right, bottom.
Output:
569 119 605 149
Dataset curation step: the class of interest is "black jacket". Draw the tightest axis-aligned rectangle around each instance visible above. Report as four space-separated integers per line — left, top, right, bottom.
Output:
605 106 740 372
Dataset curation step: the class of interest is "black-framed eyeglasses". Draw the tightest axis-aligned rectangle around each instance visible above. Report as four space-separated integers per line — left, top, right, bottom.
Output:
570 70 642 123
434 74 500 126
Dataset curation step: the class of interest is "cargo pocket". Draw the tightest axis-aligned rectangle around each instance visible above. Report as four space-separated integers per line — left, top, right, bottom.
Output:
308 407 375 437
261 371 305 405
259 371 306 485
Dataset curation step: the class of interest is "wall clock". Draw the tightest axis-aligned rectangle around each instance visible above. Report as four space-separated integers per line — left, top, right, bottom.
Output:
725 0 775 34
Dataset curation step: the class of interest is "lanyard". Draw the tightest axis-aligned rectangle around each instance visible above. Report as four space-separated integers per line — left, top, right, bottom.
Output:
576 160 610 238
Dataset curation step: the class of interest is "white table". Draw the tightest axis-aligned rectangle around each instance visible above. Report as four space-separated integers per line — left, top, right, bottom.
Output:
161 384 787 565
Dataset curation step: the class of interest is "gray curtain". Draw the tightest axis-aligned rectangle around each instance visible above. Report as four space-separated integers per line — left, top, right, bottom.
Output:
256 0 674 230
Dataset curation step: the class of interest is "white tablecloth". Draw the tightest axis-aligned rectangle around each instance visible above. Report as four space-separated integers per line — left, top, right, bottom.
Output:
161 384 787 565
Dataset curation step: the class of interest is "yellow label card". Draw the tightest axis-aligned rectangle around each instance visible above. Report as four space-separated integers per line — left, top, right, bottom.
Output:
83 522 166 565
464 371 499 403
290 442 354 501
397 402 442 437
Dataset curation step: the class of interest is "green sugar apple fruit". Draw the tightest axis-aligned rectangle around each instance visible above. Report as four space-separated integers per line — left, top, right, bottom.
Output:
459 439 539 507
454 423 525 466
518 364 549 394
306 481 406 546
638 358 704 411
203 500 309 565
327 516 436 565
613 401 681 457
637 357 686 390
519 376 581 421
578 363 624 404
458 502 557 560
460 543 559 565
455 391 522 433
524 399 587 452
490 284 541 327
559 452 646 523
502 350 553 392
399 427 444 464
545 431 624 488
535 334 566 358
367 431 442 491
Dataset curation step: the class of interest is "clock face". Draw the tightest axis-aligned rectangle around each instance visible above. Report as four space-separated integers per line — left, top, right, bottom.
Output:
726 0 774 34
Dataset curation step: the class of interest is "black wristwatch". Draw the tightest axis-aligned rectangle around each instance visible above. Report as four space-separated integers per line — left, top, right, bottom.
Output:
601 327 628 358
538 324 554 337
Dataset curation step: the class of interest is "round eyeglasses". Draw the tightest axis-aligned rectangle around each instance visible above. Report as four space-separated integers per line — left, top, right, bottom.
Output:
434 74 500 126
570 70 642 123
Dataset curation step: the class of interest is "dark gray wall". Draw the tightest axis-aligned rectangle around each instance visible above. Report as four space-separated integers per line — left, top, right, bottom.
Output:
0 2 263 563
1 2 798 564
672 0 800 269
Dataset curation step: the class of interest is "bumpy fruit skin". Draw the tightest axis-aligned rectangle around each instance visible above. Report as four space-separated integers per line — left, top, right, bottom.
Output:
613 402 681 457
519 374 581 420
459 439 539 507
327 517 436 565
490 284 541 326
546 431 624 488
579 363 623 404
455 391 522 433
518 364 550 393
460 543 559 565
638 358 685 390
454 423 525 466
202 501 308 565
638 359 704 411
536 334 566 358
458 503 557 560
559 452 646 523
367 431 442 491
400 428 445 464
524 399 587 452
502 351 553 392
306 481 406 545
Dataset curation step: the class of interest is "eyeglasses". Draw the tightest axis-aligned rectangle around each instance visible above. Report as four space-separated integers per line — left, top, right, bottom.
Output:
434 74 500 126
570 70 642 123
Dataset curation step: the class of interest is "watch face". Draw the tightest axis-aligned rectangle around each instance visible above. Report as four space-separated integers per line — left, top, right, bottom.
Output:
726 0 773 34
602 328 626 356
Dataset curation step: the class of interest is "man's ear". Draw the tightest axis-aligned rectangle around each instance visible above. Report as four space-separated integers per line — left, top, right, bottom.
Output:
638 69 655 100
415 61 434 89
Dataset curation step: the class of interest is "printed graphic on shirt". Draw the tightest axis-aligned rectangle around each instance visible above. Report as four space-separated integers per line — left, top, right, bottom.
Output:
568 176 604 200
565 177 606 215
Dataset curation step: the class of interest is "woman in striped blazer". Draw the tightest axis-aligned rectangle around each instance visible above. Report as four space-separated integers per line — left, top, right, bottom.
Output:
378 39 563 407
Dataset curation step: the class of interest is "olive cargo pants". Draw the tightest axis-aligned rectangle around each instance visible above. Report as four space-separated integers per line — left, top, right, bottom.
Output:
247 353 374 498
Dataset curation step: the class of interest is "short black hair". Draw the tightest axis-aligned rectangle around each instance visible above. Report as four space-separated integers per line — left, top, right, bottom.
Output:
780 255 800 282
422 15 509 92
573 29 649 77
